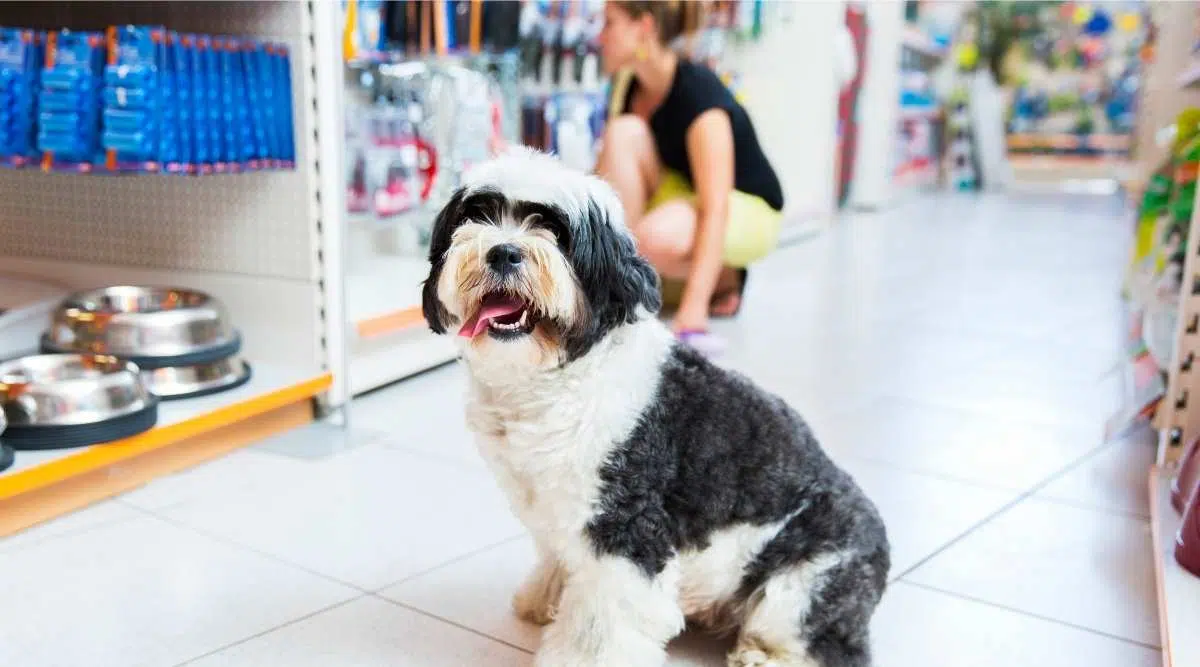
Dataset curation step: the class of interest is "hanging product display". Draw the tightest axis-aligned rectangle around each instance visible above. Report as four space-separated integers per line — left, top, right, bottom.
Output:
39 286 250 401
0 27 44 169
997 2 1145 159
894 16 944 189
344 54 514 253
1109 110 1200 438
515 0 757 171
0 353 159 450
0 23 296 175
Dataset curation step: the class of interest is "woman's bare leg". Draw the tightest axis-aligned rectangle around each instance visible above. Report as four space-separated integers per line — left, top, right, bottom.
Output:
637 200 742 313
596 115 662 228
597 117 743 317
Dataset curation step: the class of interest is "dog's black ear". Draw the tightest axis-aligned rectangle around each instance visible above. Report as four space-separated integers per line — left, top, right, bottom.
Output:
565 195 661 359
421 187 467 334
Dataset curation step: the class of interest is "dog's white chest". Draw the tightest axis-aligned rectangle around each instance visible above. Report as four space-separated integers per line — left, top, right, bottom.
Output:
468 393 615 555
462 321 672 559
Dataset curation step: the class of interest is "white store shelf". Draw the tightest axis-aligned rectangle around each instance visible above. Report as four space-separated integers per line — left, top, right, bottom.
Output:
1 362 328 480
1149 467 1200 667
343 222 457 395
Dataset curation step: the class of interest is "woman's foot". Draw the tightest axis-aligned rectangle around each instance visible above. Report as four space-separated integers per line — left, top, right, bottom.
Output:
709 268 746 318
710 291 741 317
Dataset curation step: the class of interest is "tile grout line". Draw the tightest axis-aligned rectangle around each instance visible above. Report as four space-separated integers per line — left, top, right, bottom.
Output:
368 534 528 592
142 522 527 664
1030 494 1150 522
369 595 535 656
170 595 368 667
123 505 374 592
899 580 1161 650
892 436 1121 582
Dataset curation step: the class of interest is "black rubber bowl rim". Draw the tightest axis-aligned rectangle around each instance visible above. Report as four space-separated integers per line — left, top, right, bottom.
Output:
0 443 13 473
0 398 159 451
154 361 253 401
40 330 242 370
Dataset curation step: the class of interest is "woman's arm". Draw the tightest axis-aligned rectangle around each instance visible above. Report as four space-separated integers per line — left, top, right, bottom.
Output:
676 107 735 332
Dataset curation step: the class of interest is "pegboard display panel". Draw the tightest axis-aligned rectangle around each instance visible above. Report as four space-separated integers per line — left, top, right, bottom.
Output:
0 171 313 277
0 1 318 280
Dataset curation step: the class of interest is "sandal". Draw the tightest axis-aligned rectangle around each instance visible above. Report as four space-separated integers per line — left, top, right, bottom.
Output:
676 329 726 357
710 268 748 318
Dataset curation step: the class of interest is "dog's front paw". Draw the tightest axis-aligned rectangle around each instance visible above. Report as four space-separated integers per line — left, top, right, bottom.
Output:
727 643 817 667
513 585 557 625
512 562 564 626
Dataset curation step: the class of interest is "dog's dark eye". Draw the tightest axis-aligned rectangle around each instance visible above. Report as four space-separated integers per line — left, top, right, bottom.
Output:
514 202 571 249
460 189 508 225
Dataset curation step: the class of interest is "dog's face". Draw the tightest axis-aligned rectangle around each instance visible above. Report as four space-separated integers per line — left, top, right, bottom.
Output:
422 148 661 374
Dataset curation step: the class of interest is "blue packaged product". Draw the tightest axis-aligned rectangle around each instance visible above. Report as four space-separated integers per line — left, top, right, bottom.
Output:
0 28 43 167
190 34 212 173
274 43 294 167
204 37 222 171
257 44 280 167
158 31 181 172
212 36 231 169
38 29 105 171
218 37 250 171
241 41 269 169
101 25 167 172
170 33 192 172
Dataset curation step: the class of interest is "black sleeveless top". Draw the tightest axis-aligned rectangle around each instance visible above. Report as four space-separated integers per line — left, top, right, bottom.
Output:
619 59 784 212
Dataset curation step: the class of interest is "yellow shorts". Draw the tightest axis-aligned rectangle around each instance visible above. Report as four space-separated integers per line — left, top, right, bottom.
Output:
647 169 783 268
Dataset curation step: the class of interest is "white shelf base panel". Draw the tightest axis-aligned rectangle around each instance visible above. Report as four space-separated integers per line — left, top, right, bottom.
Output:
350 328 457 396
0 256 324 377
1150 468 1200 667
2 362 321 478
345 246 431 327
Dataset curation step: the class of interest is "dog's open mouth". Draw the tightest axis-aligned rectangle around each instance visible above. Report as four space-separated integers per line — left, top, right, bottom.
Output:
458 291 537 339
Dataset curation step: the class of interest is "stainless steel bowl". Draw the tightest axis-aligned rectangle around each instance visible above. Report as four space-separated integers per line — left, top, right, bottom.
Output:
0 354 153 427
141 357 251 399
43 286 236 361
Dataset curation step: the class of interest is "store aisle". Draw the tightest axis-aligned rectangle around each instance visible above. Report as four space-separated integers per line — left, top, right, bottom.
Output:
0 192 1161 666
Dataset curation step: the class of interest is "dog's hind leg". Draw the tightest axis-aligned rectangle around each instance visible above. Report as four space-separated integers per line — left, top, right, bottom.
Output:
727 552 884 667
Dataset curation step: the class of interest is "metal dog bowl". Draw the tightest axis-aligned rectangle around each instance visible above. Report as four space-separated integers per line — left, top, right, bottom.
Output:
41 286 241 369
0 354 158 450
142 357 252 401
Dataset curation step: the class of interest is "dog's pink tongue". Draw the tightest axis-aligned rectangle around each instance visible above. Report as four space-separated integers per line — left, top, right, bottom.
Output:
458 296 525 338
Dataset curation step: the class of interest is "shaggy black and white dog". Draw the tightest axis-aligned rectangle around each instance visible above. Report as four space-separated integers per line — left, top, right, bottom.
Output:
421 147 889 667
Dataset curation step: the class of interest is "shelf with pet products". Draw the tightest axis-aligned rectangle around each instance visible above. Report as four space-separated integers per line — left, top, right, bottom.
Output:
340 1 526 394
1126 20 1200 662
0 1 350 534
336 0 765 395
1146 133 1200 665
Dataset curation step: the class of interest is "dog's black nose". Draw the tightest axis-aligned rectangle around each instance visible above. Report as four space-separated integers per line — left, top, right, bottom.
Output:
486 244 523 273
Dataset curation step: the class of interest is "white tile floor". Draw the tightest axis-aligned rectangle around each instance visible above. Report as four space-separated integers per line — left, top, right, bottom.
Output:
0 192 1163 666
